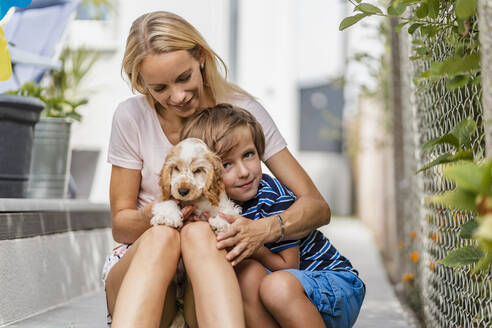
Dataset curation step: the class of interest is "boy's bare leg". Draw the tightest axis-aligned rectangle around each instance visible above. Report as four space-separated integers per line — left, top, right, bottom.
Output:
235 259 279 328
106 226 180 328
260 271 325 328
181 222 245 328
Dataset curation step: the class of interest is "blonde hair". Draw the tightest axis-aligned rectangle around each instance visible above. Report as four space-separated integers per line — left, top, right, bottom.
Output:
122 11 249 106
180 103 265 160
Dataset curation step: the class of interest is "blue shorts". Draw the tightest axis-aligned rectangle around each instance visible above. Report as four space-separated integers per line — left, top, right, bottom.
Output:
284 269 365 328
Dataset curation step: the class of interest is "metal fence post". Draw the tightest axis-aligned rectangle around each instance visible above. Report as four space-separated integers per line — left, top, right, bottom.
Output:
480 0 492 156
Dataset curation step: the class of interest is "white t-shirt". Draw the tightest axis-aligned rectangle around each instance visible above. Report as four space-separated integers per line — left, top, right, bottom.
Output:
107 94 287 209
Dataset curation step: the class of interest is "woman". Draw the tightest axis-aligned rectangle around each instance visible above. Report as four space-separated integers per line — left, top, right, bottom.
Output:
103 11 330 328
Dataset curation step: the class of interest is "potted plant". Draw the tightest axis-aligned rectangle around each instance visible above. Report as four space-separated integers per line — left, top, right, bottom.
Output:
0 94 44 198
6 47 98 198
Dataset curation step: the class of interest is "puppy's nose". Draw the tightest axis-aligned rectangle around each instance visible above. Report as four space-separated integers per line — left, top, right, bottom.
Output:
178 188 189 196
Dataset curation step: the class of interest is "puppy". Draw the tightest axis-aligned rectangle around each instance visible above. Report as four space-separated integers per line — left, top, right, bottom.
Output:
151 138 241 233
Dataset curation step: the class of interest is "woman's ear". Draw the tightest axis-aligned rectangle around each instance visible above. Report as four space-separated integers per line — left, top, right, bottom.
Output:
204 152 224 206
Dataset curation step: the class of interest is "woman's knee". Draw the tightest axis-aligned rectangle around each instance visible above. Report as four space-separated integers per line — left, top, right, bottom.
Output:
139 225 181 259
260 271 301 309
180 221 215 251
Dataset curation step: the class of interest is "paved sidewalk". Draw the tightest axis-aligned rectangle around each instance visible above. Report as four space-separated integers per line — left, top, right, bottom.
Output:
320 218 417 328
7 217 417 327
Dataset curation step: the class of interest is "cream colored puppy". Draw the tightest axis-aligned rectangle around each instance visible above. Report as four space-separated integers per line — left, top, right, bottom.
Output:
151 138 241 232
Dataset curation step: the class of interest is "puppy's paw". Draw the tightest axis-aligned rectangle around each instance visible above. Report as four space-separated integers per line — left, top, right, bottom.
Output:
209 216 230 234
151 200 183 228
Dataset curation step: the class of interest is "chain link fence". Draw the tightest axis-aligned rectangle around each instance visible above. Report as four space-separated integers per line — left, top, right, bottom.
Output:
392 2 492 327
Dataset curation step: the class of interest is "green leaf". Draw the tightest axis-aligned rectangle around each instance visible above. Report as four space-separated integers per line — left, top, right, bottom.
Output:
422 133 459 153
415 46 429 56
427 188 477 212
355 3 382 15
450 117 477 148
395 21 409 33
480 159 492 195
455 0 478 20
447 74 469 91
420 25 438 37
427 0 440 18
439 246 483 267
408 23 422 35
472 75 481 86
387 2 407 16
474 215 492 242
439 53 480 77
418 70 431 79
339 13 369 31
460 219 479 239
443 161 482 193
472 250 492 273
418 151 473 172
416 2 429 18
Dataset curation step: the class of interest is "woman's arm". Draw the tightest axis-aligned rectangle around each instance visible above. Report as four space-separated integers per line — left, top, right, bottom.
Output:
110 165 154 244
251 246 299 271
263 148 331 241
217 147 330 265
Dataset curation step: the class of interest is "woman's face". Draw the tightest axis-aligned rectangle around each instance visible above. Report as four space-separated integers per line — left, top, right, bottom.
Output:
140 50 208 118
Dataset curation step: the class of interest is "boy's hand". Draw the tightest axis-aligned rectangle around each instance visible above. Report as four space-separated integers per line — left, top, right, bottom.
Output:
181 205 198 227
216 213 271 266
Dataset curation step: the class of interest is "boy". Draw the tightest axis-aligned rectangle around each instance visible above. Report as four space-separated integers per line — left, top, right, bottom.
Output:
181 103 365 327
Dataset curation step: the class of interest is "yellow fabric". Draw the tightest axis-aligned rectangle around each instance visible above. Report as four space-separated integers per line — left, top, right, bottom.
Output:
0 27 12 81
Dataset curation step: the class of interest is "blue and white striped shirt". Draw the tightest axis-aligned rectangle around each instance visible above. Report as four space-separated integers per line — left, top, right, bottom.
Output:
241 174 357 274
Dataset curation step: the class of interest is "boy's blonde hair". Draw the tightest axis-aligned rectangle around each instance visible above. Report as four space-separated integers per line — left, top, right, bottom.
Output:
122 11 250 107
180 103 265 160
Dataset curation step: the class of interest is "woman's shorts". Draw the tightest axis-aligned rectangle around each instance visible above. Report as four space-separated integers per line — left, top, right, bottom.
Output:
284 269 365 328
101 244 131 283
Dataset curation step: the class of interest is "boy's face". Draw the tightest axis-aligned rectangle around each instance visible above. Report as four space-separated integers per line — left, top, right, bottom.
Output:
221 126 262 203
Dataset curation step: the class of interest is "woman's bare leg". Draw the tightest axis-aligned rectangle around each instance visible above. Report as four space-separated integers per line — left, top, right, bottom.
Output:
159 282 177 328
260 271 325 328
106 226 180 328
235 259 278 328
183 278 198 328
181 222 245 328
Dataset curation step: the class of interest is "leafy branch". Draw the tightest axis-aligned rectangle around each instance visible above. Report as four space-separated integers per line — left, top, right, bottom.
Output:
419 118 492 272
340 0 481 93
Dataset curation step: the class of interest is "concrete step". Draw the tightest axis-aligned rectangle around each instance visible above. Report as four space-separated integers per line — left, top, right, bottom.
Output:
5 290 107 328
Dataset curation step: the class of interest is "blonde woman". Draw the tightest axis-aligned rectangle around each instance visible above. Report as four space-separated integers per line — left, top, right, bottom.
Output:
103 11 331 327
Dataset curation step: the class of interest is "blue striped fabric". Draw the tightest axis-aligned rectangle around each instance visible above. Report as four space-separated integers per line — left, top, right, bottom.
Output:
241 174 357 275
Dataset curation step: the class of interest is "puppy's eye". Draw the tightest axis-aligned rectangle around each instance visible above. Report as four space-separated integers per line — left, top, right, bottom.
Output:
173 166 180 173
193 168 202 174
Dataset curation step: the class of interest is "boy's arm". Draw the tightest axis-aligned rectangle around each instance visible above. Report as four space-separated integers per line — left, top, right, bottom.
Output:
252 245 299 271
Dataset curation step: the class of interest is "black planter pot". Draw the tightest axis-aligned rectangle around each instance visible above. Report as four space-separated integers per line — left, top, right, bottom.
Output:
0 94 45 198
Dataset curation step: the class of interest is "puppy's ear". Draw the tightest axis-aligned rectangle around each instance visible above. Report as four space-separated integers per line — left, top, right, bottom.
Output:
204 151 224 206
159 158 173 200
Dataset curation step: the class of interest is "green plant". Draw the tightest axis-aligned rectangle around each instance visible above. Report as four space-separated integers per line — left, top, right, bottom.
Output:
419 118 492 272
340 0 481 92
5 47 98 121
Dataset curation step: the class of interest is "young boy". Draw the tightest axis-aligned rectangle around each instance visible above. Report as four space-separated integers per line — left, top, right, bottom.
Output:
181 103 365 327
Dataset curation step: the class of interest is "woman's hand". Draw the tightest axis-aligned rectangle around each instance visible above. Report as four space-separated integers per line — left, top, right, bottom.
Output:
216 213 271 266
